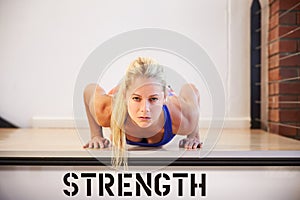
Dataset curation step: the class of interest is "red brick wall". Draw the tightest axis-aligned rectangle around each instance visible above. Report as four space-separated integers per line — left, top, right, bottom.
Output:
268 0 300 139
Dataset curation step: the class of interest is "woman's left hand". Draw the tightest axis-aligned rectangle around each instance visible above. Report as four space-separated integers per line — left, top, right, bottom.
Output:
179 136 202 149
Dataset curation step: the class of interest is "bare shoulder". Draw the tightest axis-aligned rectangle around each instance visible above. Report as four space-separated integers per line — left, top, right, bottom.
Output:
165 96 199 135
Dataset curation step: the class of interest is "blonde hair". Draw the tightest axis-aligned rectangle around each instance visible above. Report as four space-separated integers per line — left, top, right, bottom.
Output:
110 57 166 168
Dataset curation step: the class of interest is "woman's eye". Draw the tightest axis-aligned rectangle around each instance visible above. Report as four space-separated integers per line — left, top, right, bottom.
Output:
149 98 158 102
132 97 141 102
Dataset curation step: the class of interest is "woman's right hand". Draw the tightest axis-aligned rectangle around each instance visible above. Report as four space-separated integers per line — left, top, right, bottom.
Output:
83 135 110 149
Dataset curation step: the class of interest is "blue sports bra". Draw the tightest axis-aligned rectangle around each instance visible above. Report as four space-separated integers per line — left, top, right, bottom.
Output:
126 105 175 147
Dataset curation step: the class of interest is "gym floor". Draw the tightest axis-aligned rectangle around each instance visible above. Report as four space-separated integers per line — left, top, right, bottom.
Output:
1 128 299 158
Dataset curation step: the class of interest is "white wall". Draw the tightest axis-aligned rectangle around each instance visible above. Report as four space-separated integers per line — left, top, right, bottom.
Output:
0 0 251 128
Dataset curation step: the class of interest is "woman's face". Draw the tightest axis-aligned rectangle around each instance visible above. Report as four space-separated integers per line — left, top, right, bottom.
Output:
126 77 165 128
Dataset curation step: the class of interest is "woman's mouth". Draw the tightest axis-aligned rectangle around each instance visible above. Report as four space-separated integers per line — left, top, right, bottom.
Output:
138 116 151 120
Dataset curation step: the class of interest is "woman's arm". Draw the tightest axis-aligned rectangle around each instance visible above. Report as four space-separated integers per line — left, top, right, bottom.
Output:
167 84 202 149
178 121 202 149
83 84 112 148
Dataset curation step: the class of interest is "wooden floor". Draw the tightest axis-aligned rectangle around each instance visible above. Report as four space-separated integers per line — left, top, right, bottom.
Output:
0 129 300 157
0 128 299 158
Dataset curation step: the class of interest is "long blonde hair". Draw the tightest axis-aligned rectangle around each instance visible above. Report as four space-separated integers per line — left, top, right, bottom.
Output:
111 57 166 168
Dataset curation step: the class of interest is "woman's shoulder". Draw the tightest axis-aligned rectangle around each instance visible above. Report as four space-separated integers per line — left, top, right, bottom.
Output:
165 96 199 134
165 96 196 116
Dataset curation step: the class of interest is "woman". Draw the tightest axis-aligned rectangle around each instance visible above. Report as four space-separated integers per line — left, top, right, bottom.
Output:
83 57 201 167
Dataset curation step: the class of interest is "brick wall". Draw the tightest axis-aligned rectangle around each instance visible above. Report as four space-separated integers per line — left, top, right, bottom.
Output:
268 0 300 139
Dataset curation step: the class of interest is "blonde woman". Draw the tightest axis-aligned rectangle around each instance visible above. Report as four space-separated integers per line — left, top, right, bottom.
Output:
83 57 201 167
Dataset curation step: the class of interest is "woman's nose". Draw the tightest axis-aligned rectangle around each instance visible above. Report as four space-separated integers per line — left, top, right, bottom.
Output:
141 100 150 112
